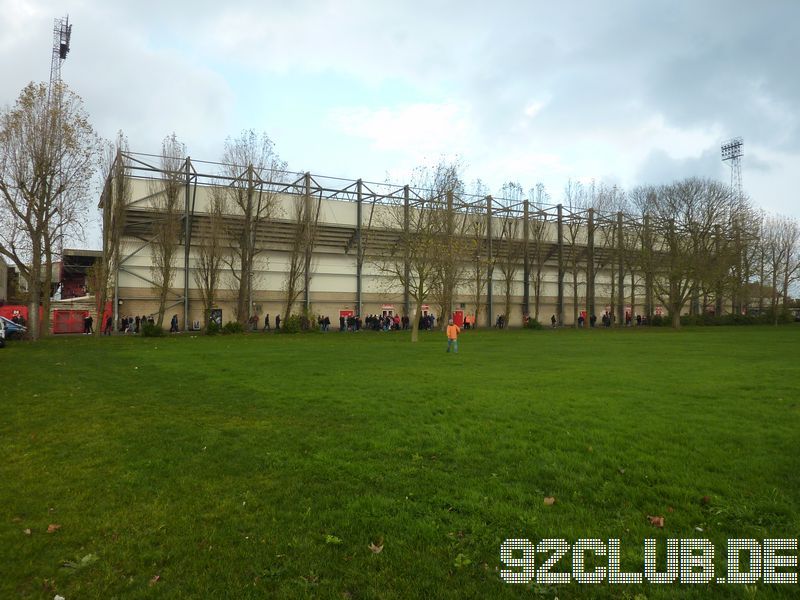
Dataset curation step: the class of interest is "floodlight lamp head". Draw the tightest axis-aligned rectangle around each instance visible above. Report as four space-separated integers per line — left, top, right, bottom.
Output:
721 137 743 162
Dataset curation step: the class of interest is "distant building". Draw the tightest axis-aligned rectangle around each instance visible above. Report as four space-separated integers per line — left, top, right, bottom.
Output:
58 249 102 299
2 250 101 305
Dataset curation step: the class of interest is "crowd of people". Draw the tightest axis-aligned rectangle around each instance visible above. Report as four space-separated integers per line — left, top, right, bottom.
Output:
244 312 446 333
114 314 156 335
63 308 653 337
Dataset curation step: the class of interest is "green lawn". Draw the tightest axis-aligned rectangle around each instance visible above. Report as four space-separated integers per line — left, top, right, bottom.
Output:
1 326 799 599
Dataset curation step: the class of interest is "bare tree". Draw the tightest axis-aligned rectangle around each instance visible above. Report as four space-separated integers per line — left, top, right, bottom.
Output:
496 182 525 327
0 82 97 338
428 162 468 326
649 178 733 327
628 185 660 322
219 130 286 324
726 198 759 315
283 178 321 319
764 215 800 324
150 133 185 327
779 217 800 313
527 183 551 321
92 131 130 334
193 181 227 326
372 162 459 342
563 180 587 327
466 180 490 327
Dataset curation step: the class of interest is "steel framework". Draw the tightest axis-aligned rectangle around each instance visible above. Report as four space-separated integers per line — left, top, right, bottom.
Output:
102 152 737 329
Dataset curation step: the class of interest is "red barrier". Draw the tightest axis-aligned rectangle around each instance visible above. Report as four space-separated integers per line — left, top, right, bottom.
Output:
53 310 90 334
0 303 110 334
0 305 41 323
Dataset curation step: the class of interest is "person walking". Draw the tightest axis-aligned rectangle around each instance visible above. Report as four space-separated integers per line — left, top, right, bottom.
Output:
446 318 461 353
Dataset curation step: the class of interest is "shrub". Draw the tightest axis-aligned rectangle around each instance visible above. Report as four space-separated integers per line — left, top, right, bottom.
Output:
524 317 543 330
680 314 705 327
141 323 165 337
222 321 244 335
761 308 794 325
206 320 221 336
677 311 793 327
281 314 303 334
650 315 667 327
718 313 757 326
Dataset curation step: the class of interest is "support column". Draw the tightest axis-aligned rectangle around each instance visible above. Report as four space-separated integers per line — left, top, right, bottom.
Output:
303 172 311 311
557 203 564 325
617 211 625 327
113 267 119 334
486 195 494 328
644 214 653 322
523 200 530 316
587 208 595 322
356 179 363 317
403 185 410 317
446 190 454 319
183 156 191 330
714 224 723 316
247 165 255 318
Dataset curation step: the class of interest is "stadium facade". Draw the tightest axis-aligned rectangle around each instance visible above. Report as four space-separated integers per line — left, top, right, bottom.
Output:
105 153 675 330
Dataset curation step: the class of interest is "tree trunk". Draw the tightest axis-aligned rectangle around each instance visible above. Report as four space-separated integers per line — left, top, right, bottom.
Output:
25 235 42 339
42 242 53 337
670 304 681 328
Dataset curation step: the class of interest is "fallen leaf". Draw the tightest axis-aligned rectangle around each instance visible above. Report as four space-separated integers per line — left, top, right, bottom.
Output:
24 528 31 535
47 524 61 533
617 467 626 475
667 506 674 513
701 495 712 505
368 542 384 554
544 496 556 506
149 575 160 586
647 515 665 528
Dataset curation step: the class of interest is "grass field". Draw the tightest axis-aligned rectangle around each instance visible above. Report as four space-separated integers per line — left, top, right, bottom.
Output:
1 326 799 599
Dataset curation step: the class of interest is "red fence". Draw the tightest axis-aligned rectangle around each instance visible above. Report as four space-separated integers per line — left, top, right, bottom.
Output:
53 310 89 334
0 302 111 334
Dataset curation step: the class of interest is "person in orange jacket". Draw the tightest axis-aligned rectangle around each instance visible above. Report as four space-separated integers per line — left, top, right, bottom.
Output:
446 318 461 353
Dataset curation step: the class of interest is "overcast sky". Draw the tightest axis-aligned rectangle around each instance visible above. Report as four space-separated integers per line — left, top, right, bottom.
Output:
2 0 798 229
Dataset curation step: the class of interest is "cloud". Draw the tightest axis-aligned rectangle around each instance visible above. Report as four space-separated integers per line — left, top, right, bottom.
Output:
635 147 727 187
0 0 798 220
330 102 472 155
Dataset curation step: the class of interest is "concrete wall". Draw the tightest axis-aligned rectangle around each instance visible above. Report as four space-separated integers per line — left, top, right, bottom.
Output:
114 176 664 328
